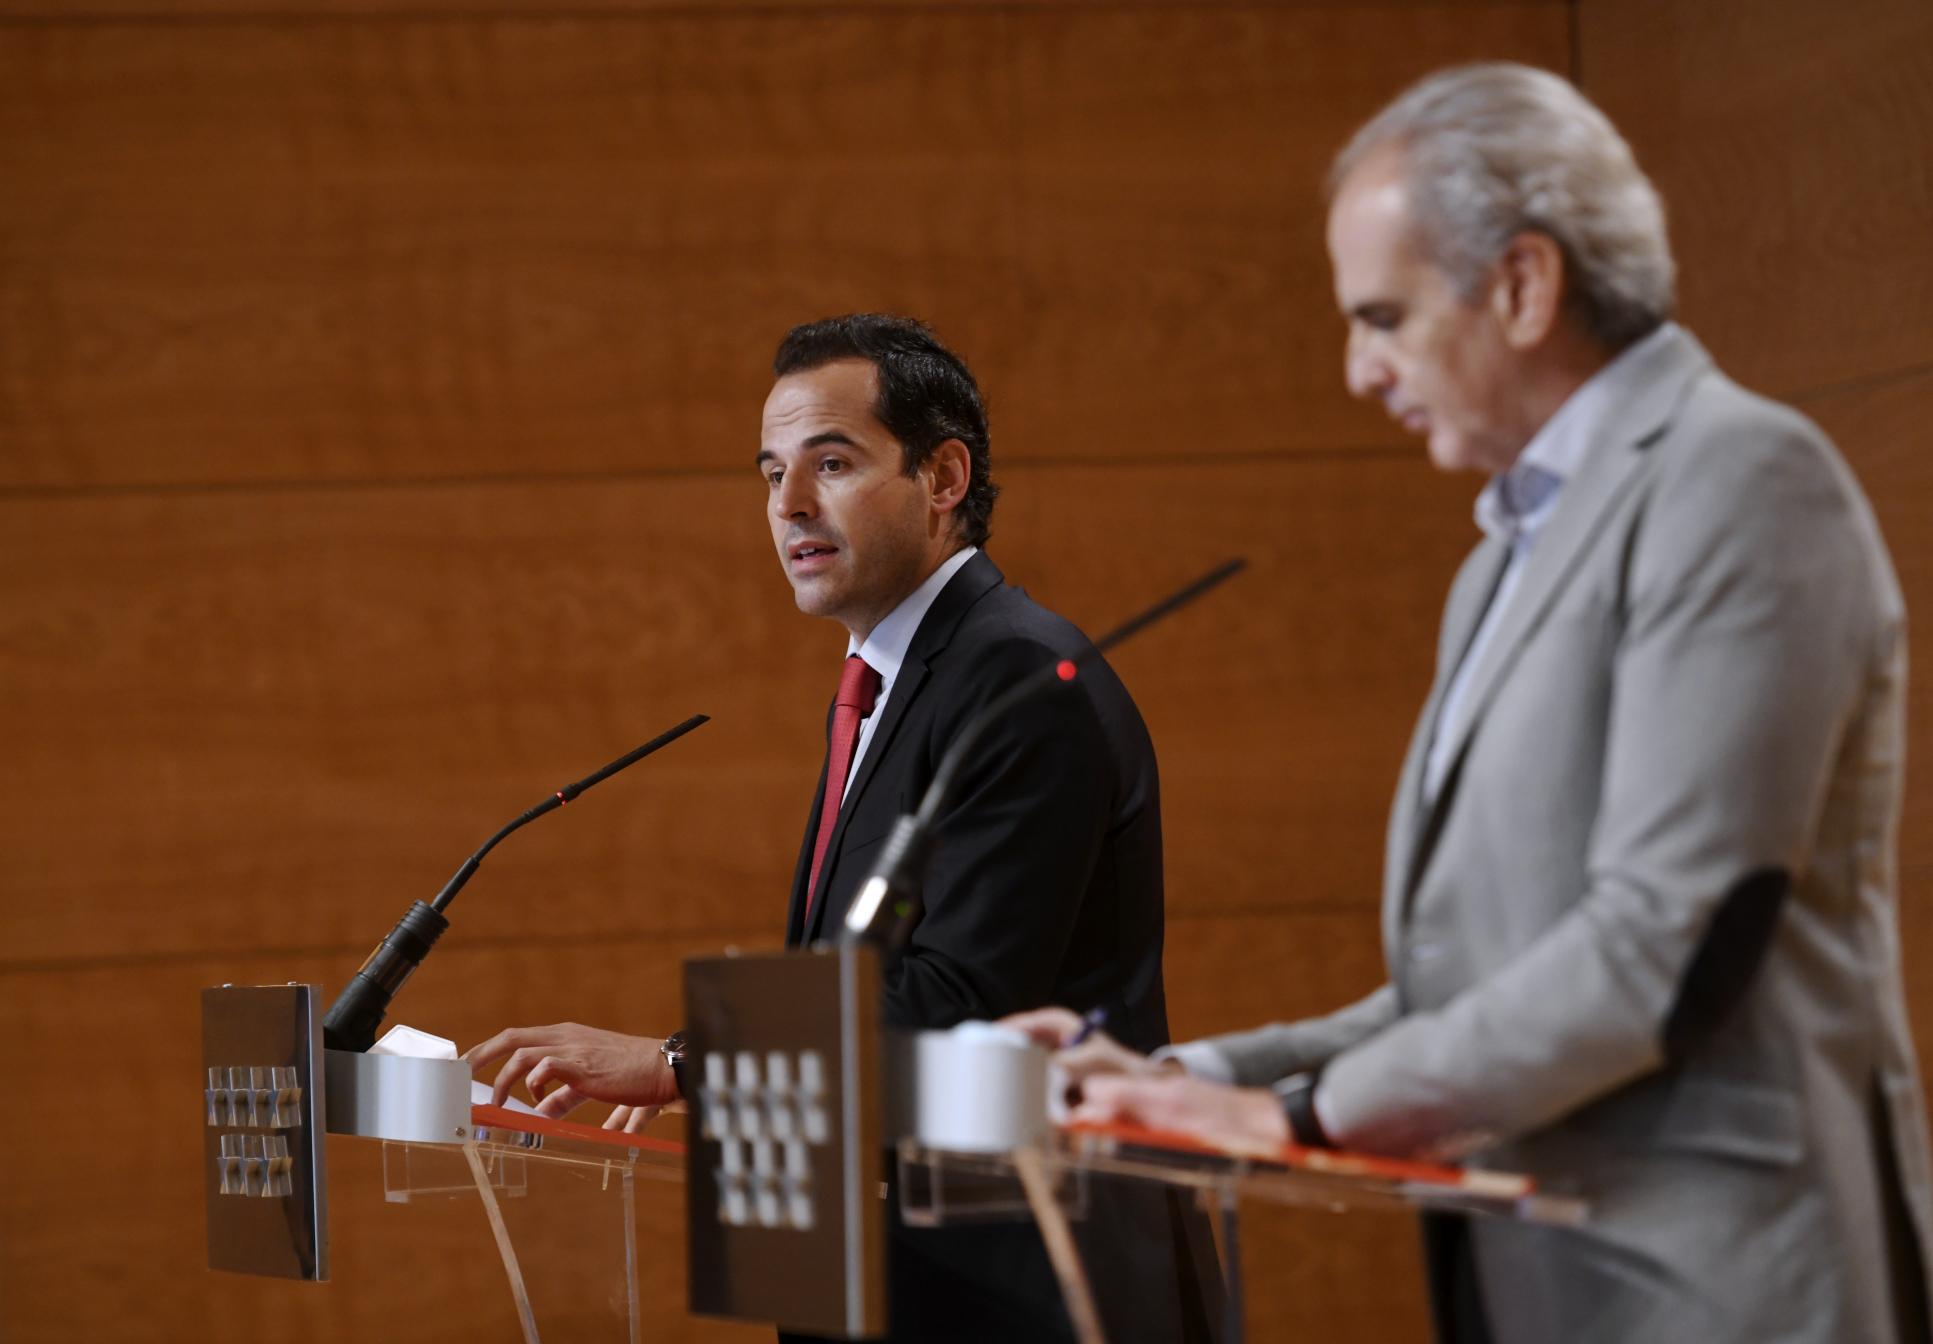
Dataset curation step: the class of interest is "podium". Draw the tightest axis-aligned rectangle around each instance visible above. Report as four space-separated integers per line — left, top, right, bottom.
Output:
676 949 1586 1341
200 983 683 1342
203 969 1586 1342
897 1123 1586 1344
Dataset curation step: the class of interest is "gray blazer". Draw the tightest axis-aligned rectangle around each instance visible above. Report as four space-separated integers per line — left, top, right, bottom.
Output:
1205 328 1933 1342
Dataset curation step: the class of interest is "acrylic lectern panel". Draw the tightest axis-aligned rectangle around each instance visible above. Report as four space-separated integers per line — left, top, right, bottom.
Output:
380 1111 684 1344
895 1120 1588 1344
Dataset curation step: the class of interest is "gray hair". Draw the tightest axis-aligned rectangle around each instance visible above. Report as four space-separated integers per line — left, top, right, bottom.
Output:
1332 62 1675 349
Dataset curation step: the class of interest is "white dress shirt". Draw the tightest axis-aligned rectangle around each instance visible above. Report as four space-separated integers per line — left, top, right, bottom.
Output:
842 546 979 791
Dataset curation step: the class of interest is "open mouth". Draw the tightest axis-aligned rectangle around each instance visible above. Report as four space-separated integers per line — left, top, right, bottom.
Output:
788 540 839 568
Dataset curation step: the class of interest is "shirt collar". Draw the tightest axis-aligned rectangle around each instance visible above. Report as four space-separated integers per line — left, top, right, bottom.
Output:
848 546 979 691
1474 322 1680 549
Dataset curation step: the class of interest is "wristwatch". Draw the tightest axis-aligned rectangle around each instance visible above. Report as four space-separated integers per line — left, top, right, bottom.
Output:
660 1031 689 1097
1276 1069 1333 1149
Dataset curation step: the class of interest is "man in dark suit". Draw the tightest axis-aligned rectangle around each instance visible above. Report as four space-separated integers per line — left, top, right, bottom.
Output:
472 314 1207 1341
762 317 1170 1049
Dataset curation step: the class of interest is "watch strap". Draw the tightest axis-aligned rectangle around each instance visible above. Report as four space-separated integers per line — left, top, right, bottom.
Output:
1277 1068 1332 1149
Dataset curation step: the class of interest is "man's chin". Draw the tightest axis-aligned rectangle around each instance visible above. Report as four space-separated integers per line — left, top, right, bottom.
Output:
1426 433 1481 476
788 579 840 619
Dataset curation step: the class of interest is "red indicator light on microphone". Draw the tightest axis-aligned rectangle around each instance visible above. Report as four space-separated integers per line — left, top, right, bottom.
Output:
1056 660 1077 682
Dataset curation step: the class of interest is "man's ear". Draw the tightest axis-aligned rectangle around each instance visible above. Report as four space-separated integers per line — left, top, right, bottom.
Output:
926 439 971 517
1489 230 1567 350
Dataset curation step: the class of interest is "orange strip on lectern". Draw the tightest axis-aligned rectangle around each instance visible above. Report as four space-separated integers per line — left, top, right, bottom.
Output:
1059 1119 1532 1198
470 1103 687 1156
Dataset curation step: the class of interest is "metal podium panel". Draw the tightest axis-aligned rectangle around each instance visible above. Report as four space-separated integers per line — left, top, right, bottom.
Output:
201 984 328 1281
323 1048 469 1144
683 944 885 1338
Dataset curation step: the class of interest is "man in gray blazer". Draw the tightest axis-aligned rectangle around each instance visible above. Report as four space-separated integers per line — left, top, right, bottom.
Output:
1016 63 1933 1343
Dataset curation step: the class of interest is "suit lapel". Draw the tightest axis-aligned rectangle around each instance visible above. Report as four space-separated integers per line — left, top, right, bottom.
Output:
1384 541 1509 954
1418 440 1649 821
1395 329 1711 910
784 759 831 945
797 551 1005 944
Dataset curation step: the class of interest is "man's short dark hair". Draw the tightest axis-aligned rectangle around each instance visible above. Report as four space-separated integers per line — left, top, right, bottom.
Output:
772 314 999 549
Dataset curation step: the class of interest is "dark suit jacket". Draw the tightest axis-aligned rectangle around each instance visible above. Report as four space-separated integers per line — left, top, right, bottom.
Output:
781 551 1212 1343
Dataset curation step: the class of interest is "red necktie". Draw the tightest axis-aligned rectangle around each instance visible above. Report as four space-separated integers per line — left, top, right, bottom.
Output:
806 655 882 919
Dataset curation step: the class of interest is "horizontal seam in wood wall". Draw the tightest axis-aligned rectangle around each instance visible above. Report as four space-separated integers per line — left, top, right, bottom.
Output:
0 441 1425 504
0 903 1412 976
0 1 1573 33
0 925 780 976
4 365 1918 506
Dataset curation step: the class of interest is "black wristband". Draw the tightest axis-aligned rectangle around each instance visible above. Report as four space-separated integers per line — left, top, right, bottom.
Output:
1278 1069 1332 1149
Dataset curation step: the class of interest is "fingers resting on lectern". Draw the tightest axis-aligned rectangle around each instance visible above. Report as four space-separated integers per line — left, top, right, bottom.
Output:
1072 1074 1290 1153
461 1021 679 1113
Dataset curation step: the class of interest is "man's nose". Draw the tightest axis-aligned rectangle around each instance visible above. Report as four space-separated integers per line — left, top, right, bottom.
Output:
1344 333 1392 401
773 469 815 519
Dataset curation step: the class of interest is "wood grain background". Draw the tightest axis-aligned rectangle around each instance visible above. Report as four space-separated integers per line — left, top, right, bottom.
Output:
2 0 1928 1338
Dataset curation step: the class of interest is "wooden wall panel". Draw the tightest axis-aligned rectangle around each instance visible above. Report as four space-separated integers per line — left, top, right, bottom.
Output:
1578 0 1933 397
0 5 1567 491
0 12 1020 489
0 456 1478 968
1236 1198 1432 1340
1165 911 1387 1043
0 0 1573 29
991 3 1566 467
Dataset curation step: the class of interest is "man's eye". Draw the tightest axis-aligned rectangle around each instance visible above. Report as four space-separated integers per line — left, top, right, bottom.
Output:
819 458 846 473
765 469 784 487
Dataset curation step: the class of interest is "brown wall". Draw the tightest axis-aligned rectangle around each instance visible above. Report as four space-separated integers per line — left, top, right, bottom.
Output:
2 1 1927 1339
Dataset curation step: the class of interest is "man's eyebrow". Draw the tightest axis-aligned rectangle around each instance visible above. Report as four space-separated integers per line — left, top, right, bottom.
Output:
754 431 858 469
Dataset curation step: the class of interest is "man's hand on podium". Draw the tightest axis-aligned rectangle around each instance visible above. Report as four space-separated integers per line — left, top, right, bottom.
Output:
1001 1006 1184 1103
1072 1074 1290 1156
602 1104 651 1134
463 1022 681 1120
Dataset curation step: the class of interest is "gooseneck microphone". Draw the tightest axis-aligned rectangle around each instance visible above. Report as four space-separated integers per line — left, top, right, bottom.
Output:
842 559 1247 949
321 713 710 1052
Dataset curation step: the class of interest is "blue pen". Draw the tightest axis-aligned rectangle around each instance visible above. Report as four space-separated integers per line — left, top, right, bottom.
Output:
1069 1007 1107 1046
